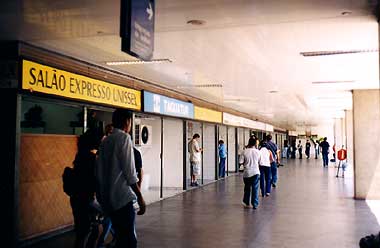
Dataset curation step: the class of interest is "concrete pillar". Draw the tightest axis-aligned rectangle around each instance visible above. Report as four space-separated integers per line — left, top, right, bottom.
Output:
345 110 354 165
353 90 380 199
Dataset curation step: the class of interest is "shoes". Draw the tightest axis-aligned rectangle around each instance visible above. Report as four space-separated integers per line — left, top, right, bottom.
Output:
242 202 250 208
190 182 195 187
194 182 199 186
266 193 270 196
252 205 258 209
272 183 276 188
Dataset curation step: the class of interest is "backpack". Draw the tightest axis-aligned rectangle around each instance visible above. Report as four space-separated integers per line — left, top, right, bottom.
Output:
62 167 77 196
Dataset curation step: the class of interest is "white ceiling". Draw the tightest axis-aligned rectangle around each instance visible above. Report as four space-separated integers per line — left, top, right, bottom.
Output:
1 0 379 130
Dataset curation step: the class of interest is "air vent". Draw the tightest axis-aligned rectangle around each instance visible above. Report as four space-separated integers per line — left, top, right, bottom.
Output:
300 49 378 57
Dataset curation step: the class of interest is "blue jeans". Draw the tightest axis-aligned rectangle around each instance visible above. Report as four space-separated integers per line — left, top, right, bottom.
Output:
259 166 271 196
219 157 226 178
322 152 329 166
243 174 260 208
270 162 278 185
109 201 137 248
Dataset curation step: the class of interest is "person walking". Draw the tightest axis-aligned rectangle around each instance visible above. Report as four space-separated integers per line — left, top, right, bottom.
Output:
305 140 311 159
259 141 273 197
297 140 303 159
266 134 279 188
189 134 203 186
319 137 330 167
218 140 227 178
95 109 146 248
69 128 103 248
239 137 261 209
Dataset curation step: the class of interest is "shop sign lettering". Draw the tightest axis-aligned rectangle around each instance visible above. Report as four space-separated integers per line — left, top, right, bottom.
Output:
22 60 141 110
144 91 194 118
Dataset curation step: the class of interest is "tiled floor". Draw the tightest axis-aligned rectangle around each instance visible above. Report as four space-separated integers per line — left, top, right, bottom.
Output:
26 158 380 248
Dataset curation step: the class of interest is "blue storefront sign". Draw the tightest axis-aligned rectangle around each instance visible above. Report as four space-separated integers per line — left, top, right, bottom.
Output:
144 91 194 119
120 0 155 60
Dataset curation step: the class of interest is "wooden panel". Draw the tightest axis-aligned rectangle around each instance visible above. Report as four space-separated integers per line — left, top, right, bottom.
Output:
19 134 78 239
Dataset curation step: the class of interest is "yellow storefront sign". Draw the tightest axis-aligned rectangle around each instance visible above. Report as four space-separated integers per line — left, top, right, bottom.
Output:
194 106 222 123
22 60 141 110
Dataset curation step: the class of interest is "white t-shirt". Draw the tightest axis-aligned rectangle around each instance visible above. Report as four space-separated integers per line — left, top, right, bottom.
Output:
259 147 271 167
239 147 261 178
189 139 201 162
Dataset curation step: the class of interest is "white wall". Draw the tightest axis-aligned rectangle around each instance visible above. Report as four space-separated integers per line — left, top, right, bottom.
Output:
163 118 183 188
227 126 236 172
138 117 162 190
203 123 216 180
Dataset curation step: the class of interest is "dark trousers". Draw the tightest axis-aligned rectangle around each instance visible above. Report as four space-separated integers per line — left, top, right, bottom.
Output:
270 162 278 185
243 174 260 208
110 201 137 248
259 166 271 196
322 152 329 167
70 195 98 248
219 157 226 178
298 149 302 159
305 148 310 158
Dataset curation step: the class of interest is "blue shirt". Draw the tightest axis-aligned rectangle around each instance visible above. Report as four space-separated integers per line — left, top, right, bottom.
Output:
266 140 278 160
218 144 227 158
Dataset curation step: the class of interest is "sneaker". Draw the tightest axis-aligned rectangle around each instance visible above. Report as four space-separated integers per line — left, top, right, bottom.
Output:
272 183 276 188
266 193 270 196
252 205 258 209
241 202 250 208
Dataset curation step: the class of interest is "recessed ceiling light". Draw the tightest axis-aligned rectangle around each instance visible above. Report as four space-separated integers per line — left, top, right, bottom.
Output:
300 49 378 57
187 20 206 26
106 59 172 65
269 90 278 93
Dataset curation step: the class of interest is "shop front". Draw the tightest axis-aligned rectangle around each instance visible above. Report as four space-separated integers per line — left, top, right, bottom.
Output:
18 59 141 241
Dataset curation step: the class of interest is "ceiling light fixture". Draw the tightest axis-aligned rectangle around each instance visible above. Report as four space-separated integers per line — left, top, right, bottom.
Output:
187 20 206 26
106 59 172 65
177 84 222 89
300 49 378 57
269 90 278 93
312 80 356 84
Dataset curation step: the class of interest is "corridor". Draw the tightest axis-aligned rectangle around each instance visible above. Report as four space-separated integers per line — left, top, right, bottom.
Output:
29 159 379 248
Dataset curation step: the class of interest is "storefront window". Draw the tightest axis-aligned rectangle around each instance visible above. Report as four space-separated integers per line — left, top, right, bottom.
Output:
21 97 83 135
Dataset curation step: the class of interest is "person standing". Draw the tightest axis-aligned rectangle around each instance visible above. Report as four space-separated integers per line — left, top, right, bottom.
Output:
315 140 320 159
239 138 261 209
319 137 330 167
218 140 227 178
297 140 303 159
189 134 203 186
305 140 311 159
259 141 273 197
95 109 146 248
266 134 279 188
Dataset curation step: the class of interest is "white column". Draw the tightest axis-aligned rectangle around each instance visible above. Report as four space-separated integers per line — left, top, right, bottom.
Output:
353 90 380 199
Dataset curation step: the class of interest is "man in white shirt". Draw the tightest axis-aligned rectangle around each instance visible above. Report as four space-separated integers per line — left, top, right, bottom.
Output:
239 137 261 209
96 109 145 248
189 133 202 186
